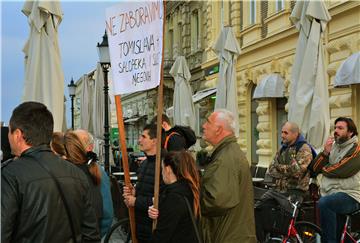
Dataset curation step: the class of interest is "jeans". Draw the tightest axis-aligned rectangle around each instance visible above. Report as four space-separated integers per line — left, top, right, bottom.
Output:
318 192 360 243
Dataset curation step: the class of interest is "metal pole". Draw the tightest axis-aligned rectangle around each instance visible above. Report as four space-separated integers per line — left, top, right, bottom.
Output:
70 95 75 130
102 63 110 174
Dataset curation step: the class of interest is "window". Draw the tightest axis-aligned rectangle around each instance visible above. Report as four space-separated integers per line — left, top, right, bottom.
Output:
250 0 256 25
276 0 285 12
177 23 182 55
169 30 173 59
276 98 287 149
191 10 200 52
251 87 259 165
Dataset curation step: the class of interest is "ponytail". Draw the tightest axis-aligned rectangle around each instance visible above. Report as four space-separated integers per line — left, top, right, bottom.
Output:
63 131 101 185
86 151 101 185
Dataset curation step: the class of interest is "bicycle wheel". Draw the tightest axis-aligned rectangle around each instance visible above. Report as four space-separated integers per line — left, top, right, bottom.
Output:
104 218 131 243
293 221 321 243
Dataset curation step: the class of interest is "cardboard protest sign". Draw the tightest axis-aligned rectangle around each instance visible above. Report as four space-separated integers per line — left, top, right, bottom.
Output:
106 1 164 95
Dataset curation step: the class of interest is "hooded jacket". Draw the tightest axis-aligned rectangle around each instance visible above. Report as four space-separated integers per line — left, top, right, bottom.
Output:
268 135 313 193
1 145 100 243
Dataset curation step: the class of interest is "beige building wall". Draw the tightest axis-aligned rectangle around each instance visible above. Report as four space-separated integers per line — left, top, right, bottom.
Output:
111 1 359 162
162 1 360 167
236 0 360 166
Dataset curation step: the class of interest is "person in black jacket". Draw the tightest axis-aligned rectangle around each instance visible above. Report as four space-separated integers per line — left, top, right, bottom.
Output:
148 151 200 243
151 114 187 151
1 102 100 243
123 124 164 243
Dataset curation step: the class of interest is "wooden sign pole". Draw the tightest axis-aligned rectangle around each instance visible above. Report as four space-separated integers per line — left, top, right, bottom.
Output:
152 0 166 230
115 95 138 243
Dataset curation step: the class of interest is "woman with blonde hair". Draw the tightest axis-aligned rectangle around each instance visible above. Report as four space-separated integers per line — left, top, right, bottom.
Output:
148 150 201 243
51 131 103 227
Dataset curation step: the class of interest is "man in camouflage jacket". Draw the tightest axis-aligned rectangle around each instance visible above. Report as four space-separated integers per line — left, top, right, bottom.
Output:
267 121 314 194
255 122 314 242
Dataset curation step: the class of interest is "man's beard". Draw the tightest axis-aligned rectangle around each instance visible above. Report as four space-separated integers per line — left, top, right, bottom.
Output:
334 133 349 144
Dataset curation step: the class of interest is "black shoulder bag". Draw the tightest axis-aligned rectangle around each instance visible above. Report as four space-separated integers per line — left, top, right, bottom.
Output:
183 196 203 243
32 159 78 243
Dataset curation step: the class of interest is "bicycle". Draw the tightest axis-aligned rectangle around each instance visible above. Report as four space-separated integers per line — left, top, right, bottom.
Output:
104 175 132 243
104 218 131 243
340 209 360 243
264 196 321 243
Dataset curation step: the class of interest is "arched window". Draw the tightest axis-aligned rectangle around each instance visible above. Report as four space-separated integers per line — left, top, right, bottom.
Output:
251 87 259 165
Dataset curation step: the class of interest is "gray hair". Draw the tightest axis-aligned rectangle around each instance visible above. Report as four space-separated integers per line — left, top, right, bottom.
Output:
214 109 236 133
75 129 94 147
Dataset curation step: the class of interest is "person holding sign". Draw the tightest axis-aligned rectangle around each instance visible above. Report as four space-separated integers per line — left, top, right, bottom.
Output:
148 151 201 243
123 124 165 242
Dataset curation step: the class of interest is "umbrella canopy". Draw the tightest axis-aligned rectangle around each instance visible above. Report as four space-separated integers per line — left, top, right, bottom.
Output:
62 96 67 132
213 26 241 137
288 0 331 149
92 63 105 162
22 1 64 131
169 56 196 130
334 52 360 87
253 74 285 99
79 74 93 132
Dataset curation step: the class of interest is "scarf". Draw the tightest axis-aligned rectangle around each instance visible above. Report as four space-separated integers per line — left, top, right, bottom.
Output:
329 135 358 165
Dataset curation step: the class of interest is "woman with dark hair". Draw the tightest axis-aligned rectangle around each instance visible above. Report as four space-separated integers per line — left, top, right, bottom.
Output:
51 131 103 228
148 151 200 243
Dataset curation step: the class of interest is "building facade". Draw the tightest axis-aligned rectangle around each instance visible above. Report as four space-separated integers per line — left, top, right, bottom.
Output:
162 0 360 167
74 1 360 168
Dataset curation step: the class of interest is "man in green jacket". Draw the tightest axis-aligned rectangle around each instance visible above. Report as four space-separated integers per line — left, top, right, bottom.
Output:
200 109 257 243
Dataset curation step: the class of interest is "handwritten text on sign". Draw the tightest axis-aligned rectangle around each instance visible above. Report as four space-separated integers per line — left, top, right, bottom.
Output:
106 1 163 95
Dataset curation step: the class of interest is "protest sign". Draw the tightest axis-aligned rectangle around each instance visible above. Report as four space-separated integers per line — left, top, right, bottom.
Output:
106 1 164 95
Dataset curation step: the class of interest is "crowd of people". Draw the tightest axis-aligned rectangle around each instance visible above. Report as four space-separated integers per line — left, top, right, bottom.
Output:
1 101 360 243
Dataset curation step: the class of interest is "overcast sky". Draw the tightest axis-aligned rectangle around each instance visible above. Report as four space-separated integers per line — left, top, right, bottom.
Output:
1 1 118 126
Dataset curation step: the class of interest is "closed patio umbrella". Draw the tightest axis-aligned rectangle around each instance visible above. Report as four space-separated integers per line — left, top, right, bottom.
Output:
22 1 64 131
213 26 241 137
169 56 195 130
288 0 331 149
79 74 93 132
92 63 106 163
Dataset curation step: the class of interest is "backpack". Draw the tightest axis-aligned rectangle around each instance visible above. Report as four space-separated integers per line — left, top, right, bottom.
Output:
165 125 196 149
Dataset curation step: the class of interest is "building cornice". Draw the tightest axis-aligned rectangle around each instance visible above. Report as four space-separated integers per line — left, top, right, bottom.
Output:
329 1 360 17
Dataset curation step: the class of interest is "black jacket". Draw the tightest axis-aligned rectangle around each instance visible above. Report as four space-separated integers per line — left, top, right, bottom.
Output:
165 128 187 152
151 180 197 243
77 164 103 226
1 145 100 243
135 155 164 241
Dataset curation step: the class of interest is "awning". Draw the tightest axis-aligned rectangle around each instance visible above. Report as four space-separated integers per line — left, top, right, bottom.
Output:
193 88 217 103
253 74 285 99
166 88 217 118
124 117 140 123
334 52 360 87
